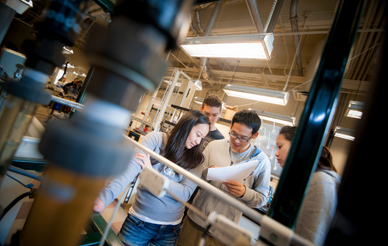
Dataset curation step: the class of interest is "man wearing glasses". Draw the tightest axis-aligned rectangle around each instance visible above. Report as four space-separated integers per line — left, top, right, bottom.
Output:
177 110 271 246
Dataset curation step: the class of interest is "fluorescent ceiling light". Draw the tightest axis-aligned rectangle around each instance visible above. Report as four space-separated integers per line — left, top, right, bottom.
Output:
346 100 364 119
334 127 355 141
81 73 87 77
180 33 274 60
249 109 295 126
194 80 202 90
73 72 79 75
62 46 74 54
62 63 74 68
224 84 289 106
193 97 203 105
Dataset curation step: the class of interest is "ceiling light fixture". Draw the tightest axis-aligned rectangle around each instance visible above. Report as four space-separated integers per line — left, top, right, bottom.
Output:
180 33 274 60
193 97 203 105
248 109 295 126
62 46 74 54
62 63 74 68
345 100 364 119
224 84 289 106
194 80 202 90
334 127 355 141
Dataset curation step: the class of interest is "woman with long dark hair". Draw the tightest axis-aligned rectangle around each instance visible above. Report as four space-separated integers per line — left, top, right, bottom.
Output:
275 126 341 246
93 110 210 246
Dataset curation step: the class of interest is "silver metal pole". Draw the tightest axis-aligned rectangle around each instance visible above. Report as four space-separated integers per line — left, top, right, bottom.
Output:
51 96 84 110
130 92 146 130
151 68 177 129
98 185 131 246
124 136 315 246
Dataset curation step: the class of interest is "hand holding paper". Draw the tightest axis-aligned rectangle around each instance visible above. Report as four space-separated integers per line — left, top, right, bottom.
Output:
207 160 259 182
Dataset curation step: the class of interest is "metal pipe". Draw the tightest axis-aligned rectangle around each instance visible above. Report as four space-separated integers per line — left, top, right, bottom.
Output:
124 135 314 246
345 0 377 79
289 0 304 76
360 31 383 81
189 12 199 36
352 0 385 80
264 0 278 32
130 92 146 129
170 53 188 68
266 0 285 33
151 68 177 129
199 1 223 81
51 96 84 110
245 0 265 33
196 11 205 35
98 184 131 246
203 1 222 36
8 166 41 181
349 1 378 79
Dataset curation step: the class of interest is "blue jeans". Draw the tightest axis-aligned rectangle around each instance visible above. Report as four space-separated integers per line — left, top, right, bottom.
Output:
119 214 182 246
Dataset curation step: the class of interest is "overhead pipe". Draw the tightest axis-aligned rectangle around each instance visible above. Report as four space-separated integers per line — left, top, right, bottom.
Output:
195 10 205 35
352 0 383 80
290 0 304 76
263 0 278 32
245 0 265 33
345 0 378 79
199 1 223 82
266 0 285 33
189 12 199 36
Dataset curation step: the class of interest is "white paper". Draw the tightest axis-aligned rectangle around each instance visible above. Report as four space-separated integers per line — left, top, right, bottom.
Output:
207 160 259 182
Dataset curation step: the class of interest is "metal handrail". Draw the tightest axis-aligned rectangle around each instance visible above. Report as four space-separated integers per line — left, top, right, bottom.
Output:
51 95 84 110
124 135 314 246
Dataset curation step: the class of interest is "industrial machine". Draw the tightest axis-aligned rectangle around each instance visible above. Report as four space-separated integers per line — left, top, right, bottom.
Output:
0 0 385 245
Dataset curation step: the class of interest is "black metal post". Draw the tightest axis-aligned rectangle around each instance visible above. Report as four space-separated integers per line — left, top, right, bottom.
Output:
324 6 388 245
266 0 366 230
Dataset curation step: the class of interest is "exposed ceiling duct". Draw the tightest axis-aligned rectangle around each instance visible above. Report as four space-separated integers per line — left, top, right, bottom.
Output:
266 0 285 33
198 1 222 85
289 0 304 76
245 0 265 33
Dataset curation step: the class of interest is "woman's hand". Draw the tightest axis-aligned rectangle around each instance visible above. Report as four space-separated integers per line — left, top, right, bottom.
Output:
93 197 105 213
135 153 152 169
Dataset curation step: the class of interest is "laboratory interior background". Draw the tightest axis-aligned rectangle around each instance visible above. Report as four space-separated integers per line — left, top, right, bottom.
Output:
0 0 385 245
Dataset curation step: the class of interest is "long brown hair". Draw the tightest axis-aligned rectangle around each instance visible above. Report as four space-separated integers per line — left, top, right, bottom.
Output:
151 110 210 170
317 146 337 173
279 126 337 173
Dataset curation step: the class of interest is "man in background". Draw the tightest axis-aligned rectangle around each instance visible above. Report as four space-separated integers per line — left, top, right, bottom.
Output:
200 94 225 151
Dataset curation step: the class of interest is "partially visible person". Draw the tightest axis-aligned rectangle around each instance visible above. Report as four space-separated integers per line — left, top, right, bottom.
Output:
177 110 271 246
63 79 82 99
94 110 210 246
275 126 341 246
144 125 150 132
199 94 225 152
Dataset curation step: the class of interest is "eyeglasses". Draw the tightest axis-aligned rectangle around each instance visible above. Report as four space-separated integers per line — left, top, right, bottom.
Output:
229 132 253 143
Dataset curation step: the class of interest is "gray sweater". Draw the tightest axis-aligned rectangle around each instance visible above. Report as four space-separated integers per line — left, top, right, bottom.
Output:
295 170 341 246
188 138 271 228
99 132 202 223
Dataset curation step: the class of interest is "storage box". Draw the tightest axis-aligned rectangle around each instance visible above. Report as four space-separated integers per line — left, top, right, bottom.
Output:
224 106 238 120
